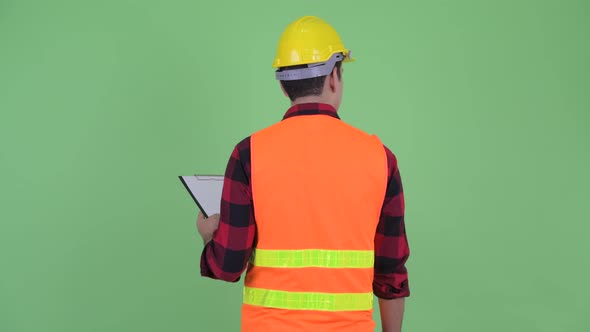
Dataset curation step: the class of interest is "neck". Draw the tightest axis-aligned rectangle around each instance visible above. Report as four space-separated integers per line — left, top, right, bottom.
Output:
291 96 336 109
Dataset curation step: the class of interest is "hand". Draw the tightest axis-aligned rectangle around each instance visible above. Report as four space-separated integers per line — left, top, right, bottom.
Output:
196 212 220 245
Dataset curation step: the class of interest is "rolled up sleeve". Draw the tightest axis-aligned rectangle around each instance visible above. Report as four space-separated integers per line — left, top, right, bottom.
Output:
373 145 410 299
200 137 256 282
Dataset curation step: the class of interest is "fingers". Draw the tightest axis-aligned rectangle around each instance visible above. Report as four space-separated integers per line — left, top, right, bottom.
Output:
208 214 221 227
197 212 220 225
196 212 220 244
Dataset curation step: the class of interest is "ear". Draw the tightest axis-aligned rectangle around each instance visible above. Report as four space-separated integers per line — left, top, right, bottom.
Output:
328 67 338 93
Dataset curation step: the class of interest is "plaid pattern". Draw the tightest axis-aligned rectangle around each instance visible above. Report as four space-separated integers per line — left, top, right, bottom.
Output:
200 103 410 299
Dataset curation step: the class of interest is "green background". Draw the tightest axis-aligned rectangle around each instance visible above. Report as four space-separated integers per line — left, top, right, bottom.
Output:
1 0 588 331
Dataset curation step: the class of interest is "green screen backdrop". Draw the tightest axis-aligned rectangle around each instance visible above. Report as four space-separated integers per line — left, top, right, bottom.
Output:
1 0 588 331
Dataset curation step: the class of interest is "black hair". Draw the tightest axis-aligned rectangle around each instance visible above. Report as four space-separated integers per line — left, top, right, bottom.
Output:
279 61 342 101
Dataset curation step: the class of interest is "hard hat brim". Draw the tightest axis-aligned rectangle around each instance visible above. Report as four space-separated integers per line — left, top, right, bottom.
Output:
275 52 352 81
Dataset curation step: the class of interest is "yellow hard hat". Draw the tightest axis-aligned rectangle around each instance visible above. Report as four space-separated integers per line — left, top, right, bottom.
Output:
272 16 355 74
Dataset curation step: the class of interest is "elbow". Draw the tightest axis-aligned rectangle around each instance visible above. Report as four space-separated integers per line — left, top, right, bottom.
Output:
200 244 250 283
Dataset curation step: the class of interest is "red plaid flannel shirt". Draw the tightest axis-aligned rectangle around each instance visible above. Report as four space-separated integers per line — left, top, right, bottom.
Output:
200 103 410 299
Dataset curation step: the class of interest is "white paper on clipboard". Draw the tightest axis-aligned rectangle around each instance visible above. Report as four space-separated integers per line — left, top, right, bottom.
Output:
179 175 224 218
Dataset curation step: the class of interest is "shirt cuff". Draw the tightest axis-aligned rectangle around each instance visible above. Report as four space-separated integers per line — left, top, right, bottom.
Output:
373 274 410 299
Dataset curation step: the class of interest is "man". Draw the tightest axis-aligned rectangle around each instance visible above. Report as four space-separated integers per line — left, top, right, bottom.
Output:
196 15 410 332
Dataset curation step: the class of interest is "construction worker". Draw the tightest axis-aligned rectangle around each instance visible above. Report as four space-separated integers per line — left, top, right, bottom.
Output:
197 15 410 332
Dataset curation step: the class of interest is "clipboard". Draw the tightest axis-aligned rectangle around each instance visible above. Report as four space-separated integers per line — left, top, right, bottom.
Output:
179 175 224 218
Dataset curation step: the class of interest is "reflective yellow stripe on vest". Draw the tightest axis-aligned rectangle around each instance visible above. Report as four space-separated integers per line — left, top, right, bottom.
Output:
250 249 374 268
246 249 374 311
244 287 373 311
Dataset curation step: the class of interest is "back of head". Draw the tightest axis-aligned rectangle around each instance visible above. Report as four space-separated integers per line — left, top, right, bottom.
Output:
272 16 355 103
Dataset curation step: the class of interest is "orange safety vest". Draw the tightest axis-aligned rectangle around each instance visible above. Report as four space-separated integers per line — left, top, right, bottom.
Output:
243 111 388 332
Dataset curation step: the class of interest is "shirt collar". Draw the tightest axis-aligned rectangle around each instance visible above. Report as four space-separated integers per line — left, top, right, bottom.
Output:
282 103 340 120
